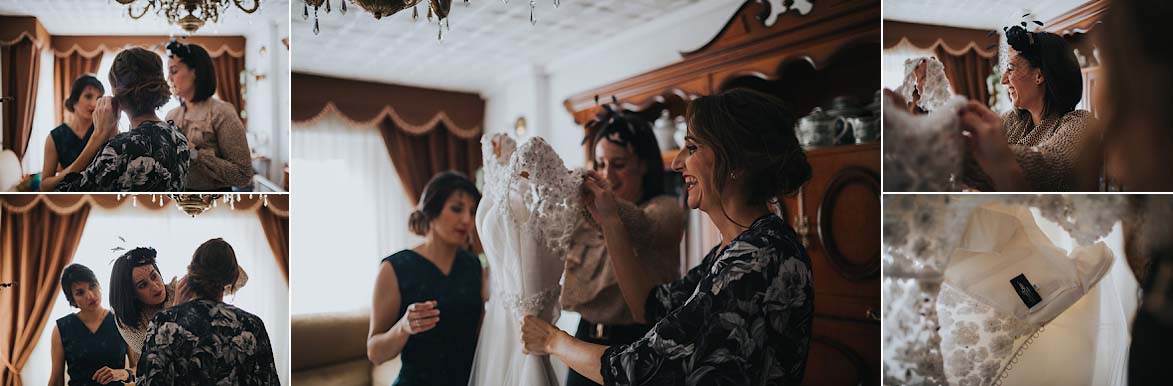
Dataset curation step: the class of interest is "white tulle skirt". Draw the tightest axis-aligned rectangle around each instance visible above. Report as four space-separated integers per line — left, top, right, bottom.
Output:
467 296 559 386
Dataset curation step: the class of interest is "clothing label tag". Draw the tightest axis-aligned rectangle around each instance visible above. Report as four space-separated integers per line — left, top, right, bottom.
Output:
1010 273 1042 308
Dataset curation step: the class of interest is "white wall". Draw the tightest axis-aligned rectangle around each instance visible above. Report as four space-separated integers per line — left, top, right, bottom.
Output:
484 0 742 168
243 19 291 189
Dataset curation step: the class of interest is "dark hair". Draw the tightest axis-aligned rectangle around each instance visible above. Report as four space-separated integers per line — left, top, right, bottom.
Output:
1004 26 1083 118
108 47 171 117
60 264 99 308
409 171 482 236
64 74 105 113
166 41 217 103
686 88 811 208
185 238 239 300
109 247 162 328
583 105 666 204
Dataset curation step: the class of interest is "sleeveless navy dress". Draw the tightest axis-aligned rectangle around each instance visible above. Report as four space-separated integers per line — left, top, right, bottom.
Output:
383 249 483 386
49 124 94 169
56 312 127 386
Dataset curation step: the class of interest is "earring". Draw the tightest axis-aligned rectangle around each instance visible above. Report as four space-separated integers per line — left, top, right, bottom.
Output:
730 172 737 180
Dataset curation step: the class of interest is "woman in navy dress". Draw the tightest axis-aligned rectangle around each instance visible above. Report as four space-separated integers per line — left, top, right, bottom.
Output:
40 74 103 191
367 171 486 386
49 264 135 385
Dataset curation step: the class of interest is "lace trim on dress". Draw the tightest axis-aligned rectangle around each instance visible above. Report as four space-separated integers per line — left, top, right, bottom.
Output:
498 285 563 316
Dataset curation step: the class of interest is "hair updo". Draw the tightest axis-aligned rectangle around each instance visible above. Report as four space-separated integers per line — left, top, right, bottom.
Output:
409 171 481 236
686 88 812 206
64 74 105 113
108 47 171 117
186 238 240 300
1004 25 1082 117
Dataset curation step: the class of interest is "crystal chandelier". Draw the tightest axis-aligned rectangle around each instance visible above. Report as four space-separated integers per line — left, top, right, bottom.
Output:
116 194 268 217
305 0 561 38
114 0 261 33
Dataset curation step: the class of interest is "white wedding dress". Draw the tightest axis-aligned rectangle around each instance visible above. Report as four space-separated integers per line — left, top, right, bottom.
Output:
883 56 969 192
469 133 585 386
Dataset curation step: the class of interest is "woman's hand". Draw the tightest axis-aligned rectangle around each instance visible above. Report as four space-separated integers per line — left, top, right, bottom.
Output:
520 315 565 356
396 300 440 334
581 171 619 225
91 366 128 384
92 97 119 141
958 101 1027 190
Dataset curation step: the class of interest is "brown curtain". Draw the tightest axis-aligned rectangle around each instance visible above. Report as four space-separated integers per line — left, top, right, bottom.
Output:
257 206 288 283
212 53 245 120
1 38 42 160
0 203 90 386
379 119 482 206
936 46 998 107
53 52 103 125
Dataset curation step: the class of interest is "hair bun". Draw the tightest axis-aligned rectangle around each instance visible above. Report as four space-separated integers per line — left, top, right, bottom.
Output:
186 238 240 299
408 209 429 236
774 149 812 196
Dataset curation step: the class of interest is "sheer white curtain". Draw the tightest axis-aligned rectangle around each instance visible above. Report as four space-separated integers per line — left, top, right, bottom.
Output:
21 48 53 175
20 202 290 386
291 111 420 315
23 49 182 175
881 41 937 92
1019 211 1137 386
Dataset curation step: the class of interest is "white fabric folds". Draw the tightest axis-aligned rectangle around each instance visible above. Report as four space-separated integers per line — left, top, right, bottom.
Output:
936 204 1113 386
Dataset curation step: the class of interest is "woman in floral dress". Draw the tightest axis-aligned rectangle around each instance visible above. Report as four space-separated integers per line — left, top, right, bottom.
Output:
136 238 278 385
521 88 816 385
48 47 189 192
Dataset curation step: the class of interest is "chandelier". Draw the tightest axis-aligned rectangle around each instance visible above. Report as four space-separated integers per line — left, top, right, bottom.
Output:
115 0 261 33
305 0 561 38
117 194 263 217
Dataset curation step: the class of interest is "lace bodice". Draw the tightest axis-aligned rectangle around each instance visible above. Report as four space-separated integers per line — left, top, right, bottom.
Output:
883 196 1127 385
473 133 585 386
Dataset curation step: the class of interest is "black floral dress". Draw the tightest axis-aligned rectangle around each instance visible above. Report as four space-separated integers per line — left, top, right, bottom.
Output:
56 120 190 192
136 299 279 386
600 214 814 386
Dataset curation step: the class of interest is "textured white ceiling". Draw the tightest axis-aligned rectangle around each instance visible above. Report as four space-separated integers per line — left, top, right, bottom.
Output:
884 0 1088 31
291 0 717 94
0 0 289 36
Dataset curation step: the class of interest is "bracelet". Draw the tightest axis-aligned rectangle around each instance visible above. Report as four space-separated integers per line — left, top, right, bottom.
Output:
124 369 135 383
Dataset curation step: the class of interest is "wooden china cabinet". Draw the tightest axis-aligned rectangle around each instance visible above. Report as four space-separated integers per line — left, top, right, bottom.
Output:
563 1 880 384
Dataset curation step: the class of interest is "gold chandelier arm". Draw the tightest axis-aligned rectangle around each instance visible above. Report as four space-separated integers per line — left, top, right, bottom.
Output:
127 3 153 19
234 0 261 13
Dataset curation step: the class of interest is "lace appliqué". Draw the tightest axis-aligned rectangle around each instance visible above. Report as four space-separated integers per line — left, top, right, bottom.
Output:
895 56 954 112
498 285 562 317
937 283 1040 386
495 135 586 256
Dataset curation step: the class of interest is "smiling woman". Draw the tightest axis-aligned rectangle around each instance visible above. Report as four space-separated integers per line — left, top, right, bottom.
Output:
959 25 1092 192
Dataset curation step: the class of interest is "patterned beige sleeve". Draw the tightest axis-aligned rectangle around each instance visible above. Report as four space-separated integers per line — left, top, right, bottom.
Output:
190 101 254 187
1009 111 1093 191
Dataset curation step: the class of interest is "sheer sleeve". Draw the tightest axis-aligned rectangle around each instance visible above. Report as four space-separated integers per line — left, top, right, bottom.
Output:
55 144 120 191
135 315 176 386
644 246 715 323
603 234 812 386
